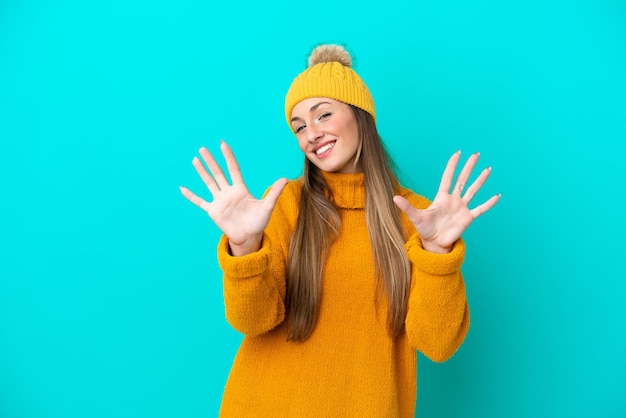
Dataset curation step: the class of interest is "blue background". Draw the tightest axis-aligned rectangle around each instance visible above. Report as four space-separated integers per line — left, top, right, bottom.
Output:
1 0 625 417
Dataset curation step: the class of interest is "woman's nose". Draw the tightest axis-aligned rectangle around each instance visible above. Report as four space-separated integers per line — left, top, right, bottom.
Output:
306 124 323 143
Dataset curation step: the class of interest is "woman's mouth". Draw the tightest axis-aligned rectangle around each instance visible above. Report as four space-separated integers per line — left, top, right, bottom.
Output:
315 141 336 157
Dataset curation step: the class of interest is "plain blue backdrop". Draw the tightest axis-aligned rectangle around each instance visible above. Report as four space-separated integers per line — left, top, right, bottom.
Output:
1 0 625 417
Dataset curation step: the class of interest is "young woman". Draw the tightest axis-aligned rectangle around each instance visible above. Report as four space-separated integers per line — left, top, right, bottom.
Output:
180 44 500 417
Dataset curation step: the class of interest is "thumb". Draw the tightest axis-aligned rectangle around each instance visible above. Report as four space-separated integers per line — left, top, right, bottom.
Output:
394 195 431 228
393 195 414 216
262 177 289 209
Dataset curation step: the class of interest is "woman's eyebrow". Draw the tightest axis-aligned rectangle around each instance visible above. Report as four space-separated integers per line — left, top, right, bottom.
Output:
291 101 332 123
309 101 331 112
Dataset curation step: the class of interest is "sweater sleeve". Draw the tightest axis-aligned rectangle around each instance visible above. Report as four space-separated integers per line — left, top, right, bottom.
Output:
399 190 470 362
215 182 296 337
217 234 286 336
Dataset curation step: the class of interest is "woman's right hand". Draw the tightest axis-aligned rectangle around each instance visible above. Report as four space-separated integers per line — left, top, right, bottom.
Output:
180 141 288 256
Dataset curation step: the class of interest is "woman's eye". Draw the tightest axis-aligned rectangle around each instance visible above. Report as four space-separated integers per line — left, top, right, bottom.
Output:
319 112 331 120
294 125 305 134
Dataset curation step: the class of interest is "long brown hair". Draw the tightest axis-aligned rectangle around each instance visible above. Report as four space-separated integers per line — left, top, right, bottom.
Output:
285 106 411 341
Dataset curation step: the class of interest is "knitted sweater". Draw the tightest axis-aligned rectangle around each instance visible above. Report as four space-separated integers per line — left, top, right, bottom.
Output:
216 172 469 417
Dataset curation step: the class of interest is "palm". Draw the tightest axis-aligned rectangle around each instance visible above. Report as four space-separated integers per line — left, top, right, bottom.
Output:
415 194 476 246
393 151 500 253
202 183 267 242
180 141 288 250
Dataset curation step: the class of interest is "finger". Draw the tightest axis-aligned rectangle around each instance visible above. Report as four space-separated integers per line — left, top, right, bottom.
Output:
453 152 480 196
199 146 231 190
438 151 462 195
261 178 289 210
463 166 491 203
393 195 421 224
179 186 211 212
470 194 501 218
192 155 220 194
220 140 245 185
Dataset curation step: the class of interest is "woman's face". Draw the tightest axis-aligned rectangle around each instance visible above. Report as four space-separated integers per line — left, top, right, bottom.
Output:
290 97 361 174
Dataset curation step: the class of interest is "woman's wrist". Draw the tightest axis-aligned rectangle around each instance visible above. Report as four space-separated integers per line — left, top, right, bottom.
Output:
228 234 263 256
420 238 453 254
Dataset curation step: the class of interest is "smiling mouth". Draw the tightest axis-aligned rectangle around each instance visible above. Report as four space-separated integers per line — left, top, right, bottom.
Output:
315 141 336 155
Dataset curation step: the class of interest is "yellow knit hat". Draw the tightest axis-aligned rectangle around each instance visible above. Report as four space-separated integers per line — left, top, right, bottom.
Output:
285 44 376 126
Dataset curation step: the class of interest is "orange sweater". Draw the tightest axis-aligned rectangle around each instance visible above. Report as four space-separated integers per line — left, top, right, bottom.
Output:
217 172 469 417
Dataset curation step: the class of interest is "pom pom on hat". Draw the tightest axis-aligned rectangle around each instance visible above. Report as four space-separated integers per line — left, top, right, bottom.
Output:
308 44 353 68
285 43 375 126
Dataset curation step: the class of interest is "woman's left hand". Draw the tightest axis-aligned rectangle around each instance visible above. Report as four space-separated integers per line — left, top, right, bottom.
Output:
393 151 500 254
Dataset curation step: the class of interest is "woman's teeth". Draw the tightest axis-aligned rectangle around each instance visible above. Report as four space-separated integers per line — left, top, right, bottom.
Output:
315 142 335 155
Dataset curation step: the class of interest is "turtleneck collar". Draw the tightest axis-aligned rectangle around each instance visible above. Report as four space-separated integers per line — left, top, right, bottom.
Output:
321 171 365 209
